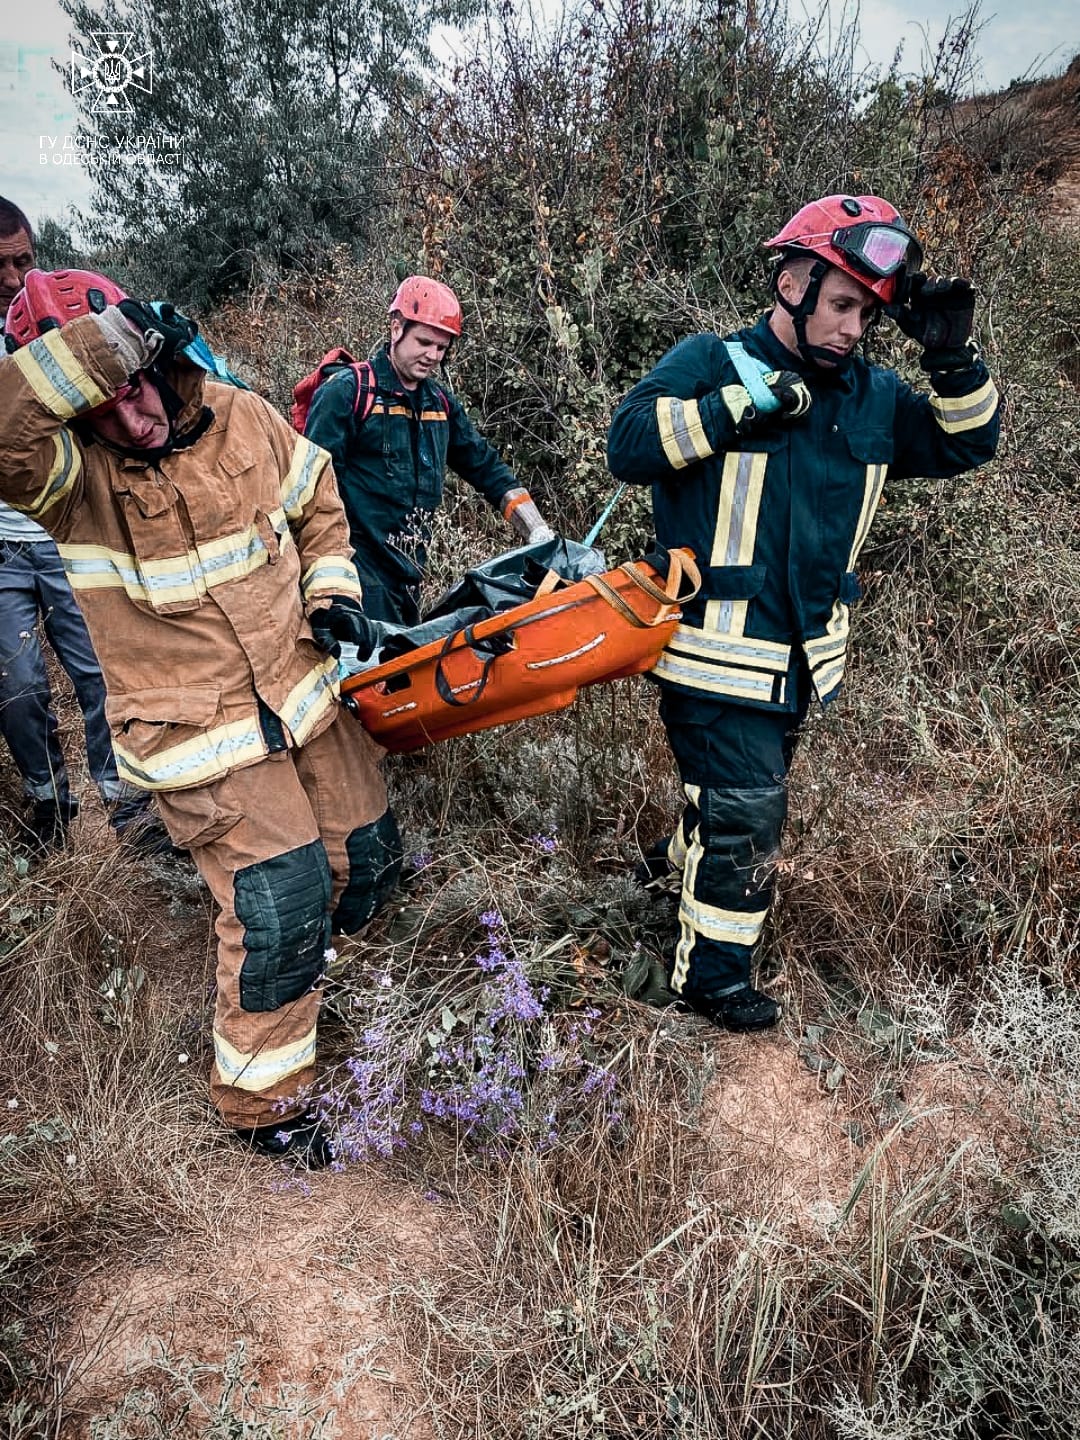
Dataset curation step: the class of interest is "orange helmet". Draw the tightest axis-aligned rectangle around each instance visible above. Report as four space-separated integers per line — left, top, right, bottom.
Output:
388 276 462 337
3 267 128 352
765 194 922 305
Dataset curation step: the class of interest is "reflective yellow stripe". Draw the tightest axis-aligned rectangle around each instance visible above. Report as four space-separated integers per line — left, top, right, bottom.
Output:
11 329 111 418
804 621 849 701
706 450 767 635
930 378 998 435
114 718 266 790
279 658 340 746
653 651 785 703
419 410 446 422
666 624 790 671
711 451 766 567
796 458 885 705
669 813 690 870
679 895 768 947
23 429 82 519
846 463 887 571
811 657 845 697
214 1026 318 1093
804 630 847 664
281 435 328 518
671 785 701 991
657 396 713 469
671 781 770 993
58 516 283 606
301 557 363 601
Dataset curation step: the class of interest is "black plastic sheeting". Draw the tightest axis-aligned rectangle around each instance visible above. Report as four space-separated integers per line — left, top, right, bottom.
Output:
345 538 609 670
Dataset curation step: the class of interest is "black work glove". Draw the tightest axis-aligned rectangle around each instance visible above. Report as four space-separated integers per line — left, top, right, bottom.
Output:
309 595 381 661
764 369 812 420
722 370 812 437
117 299 198 366
887 275 976 356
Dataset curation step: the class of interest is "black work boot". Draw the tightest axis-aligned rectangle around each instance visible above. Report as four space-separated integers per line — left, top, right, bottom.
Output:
680 983 780 1033
235 1110 336 1169
633 836 681 896
24 795 79 852
109 801 185 858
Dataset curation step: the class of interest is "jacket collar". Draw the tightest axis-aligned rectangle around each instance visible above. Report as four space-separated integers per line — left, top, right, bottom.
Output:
748 312 856 389
371 341 444 405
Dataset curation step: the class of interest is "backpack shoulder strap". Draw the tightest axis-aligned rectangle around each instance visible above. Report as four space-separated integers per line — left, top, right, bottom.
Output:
351 360 377 424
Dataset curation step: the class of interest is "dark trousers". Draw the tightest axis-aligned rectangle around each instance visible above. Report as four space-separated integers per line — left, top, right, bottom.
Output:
0 539 128 804
352 547 422 628
659 682 808 997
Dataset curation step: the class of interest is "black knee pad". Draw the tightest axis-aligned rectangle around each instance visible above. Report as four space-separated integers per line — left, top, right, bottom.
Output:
697 785 788 856
332 808 404 934
235 840 332 1011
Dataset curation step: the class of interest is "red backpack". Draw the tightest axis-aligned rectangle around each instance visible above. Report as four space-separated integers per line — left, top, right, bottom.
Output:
291 348 377 433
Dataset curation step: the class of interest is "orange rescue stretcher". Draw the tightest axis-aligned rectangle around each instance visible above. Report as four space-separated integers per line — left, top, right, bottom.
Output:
341 547 701 753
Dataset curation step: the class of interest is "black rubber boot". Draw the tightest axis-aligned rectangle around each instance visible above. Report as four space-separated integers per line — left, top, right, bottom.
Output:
24 796 79 852
680 983 780 1033
110 802 185 858
236 1110 336 1169
633 836 681 896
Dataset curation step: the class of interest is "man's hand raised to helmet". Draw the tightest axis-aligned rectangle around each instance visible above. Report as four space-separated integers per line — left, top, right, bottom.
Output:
887 275 976 357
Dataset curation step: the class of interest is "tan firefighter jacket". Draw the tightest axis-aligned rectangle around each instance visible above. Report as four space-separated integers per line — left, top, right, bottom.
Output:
0 315 365 791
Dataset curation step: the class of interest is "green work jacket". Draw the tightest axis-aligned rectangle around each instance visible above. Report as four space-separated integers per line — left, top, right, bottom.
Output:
304 343 514 595
607 314 1000 712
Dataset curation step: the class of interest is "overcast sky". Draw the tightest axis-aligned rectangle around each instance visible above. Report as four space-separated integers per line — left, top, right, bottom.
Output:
2 0 1077 234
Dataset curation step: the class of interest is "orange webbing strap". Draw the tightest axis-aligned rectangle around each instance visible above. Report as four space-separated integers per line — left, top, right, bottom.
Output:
583 548 701 628
534 568 565 598
624 548 700 604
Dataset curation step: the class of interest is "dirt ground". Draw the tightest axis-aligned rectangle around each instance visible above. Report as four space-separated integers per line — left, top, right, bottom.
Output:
58 1165 445 1438
53 1015 1005 1436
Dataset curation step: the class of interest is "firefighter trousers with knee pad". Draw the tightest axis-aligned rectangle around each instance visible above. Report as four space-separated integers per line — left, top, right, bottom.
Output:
659 688 808 998
155 709 402 1130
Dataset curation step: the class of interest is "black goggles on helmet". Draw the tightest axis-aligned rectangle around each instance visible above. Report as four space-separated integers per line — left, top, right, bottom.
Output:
831 220 923 280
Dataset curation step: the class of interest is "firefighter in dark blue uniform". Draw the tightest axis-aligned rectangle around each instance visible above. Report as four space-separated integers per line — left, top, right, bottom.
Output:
304 276 555 626
607 194 1000 1032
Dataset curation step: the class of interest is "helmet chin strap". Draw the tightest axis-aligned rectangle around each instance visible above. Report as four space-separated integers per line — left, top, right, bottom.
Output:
771 257 861 371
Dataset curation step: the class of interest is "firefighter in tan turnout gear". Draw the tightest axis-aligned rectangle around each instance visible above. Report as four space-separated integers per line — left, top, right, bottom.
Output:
0 268 402 1167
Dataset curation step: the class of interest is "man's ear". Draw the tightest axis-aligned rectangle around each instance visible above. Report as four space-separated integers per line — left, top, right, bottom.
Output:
775 265 806 308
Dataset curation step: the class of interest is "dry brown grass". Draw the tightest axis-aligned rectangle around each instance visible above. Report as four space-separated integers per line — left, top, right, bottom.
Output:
6 22 1080 1438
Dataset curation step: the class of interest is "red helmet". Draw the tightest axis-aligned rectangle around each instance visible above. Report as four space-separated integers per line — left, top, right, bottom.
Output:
388 275 462 337
3 268 128 352
764 195 922 304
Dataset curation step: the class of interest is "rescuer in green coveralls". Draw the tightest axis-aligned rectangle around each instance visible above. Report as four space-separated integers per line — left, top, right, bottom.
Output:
304 276 555 626
607 193 1000 1033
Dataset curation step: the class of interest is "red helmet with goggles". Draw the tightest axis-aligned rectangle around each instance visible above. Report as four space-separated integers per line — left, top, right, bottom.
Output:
765 195 922 305
388 276 462 337
3 268 128 353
